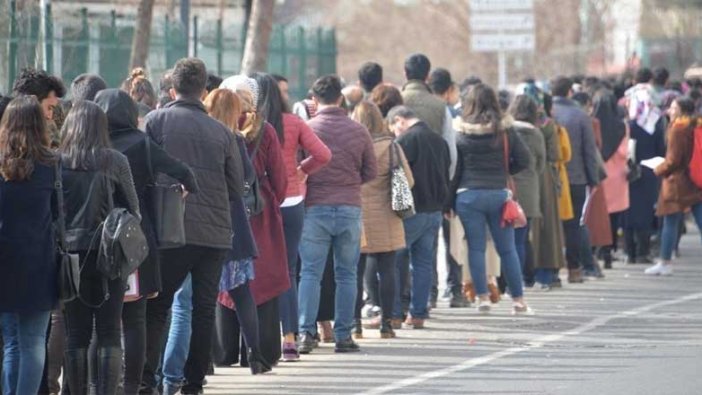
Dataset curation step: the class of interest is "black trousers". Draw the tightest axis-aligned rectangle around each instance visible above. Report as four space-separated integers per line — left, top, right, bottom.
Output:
563 184 592 270
122 297 147 395
442 219 464 297
355 252 397 321
142 245 226 393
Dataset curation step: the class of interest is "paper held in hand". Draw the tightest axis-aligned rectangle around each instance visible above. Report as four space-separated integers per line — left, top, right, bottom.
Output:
640 156 665 170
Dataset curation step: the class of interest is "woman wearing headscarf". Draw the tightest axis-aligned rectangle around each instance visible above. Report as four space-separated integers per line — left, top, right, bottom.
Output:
217 74 289 366
592 88 630 268
205 88 270 375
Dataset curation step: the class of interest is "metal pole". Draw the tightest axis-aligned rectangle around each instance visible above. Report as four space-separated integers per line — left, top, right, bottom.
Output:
192 15 198 58
498 51 507 89
180 0 190 55
45 1 54 74
216 18 223 76
39 0 50 71
8 0 18 89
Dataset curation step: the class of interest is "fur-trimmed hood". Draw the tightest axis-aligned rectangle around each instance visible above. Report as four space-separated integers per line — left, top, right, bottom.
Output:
453 115 514 135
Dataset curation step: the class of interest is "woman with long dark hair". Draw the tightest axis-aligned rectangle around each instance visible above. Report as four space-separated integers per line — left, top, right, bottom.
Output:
647 96 702 275
451 83 534 315
59 101 140 394
0 96 58 395
272 75 331 361
94 88 199 393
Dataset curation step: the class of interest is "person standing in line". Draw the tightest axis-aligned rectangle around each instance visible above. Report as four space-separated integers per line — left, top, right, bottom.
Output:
205 87 272 376
358 62 384 96
71 74 107 102
401 54 456 308
592 89 630 269
59 101 141 394
272 75 332 361
508 95 547 287
297 75 377 354
95 88 199 394
141 58 244 395
0 96 59 395
352 101 413 339
450 84 534 315
428 67 468 308
551 76 602 283
647 96 702 275
12 68 66 147
622 69 666 264
220 73 289 367
387 106 450 328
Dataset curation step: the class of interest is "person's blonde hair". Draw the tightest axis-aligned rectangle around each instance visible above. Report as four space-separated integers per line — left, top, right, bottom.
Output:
204 88 242 132
352 100 387 138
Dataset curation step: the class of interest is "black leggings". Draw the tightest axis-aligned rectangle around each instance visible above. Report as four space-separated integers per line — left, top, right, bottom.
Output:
64 252 125 350
212 281 261 366
122 297 146 395
355 252 397 321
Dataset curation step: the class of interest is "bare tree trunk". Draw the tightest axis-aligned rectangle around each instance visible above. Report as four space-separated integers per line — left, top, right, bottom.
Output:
130 0 156 70
240 0 275 75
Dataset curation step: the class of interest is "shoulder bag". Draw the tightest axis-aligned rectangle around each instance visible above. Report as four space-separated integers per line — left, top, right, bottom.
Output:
389 141 416 219
500 132 528 228
243 129 266 217
145 137 187 248
55 159 81 304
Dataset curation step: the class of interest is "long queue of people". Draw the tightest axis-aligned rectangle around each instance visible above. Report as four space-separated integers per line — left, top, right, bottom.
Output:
1 54 701 395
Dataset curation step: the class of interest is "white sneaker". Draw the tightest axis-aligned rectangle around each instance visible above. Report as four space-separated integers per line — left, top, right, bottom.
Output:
644 262 673 276
477 300 491 314
512 303 535 316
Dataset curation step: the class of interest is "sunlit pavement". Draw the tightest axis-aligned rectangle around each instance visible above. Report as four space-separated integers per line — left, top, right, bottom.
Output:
204 230 702 395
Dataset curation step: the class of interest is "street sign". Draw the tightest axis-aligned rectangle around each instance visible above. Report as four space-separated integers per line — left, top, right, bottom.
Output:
471 33 535 52
469 13 534 31
469 0 533 11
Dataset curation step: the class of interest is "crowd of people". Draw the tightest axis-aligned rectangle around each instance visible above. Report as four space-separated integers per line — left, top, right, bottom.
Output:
1 53 701 395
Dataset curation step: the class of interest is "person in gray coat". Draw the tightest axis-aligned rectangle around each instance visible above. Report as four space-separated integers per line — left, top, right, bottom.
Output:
141 58 244 395
551 76 602 283
509 96 547 285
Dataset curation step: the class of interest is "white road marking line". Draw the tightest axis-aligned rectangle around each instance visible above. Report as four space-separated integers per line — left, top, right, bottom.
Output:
357 292 702 395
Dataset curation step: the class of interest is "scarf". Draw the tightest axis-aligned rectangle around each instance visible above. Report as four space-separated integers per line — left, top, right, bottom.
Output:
625 83 661 135
593 90 627 162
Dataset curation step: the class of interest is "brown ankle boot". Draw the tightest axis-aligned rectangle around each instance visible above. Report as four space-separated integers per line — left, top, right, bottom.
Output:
488 283 501 304
568 268 584 283
462 282 476 303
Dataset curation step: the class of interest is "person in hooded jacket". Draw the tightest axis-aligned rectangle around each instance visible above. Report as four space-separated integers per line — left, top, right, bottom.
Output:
94 89 199 394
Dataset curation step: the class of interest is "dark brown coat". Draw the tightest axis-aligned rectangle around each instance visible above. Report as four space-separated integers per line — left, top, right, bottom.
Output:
655 117 702 216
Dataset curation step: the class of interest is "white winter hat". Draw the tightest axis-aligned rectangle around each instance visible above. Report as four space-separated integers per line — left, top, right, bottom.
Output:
220 75 259 110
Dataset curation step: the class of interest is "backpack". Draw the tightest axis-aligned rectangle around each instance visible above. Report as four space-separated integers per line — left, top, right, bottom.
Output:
243 127 266 217
691 122 702 189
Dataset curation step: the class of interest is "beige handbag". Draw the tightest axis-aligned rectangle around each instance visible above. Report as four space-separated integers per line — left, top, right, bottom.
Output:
448 216 501 283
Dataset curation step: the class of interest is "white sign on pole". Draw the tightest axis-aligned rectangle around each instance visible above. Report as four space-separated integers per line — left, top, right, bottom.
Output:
469 13 534 31
469 0 533 12
471 34 535 52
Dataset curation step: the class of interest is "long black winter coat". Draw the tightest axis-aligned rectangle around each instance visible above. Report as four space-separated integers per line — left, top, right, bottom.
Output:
96 89 199 295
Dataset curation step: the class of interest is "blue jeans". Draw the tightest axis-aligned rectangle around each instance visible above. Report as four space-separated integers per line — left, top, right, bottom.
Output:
162 274 192 387
1 310 51 395
279 202 305 336
514 219 531 273
660 203 702 260
393 211 442 319
455 190 525 299
298 205 362 341
534 268 554 285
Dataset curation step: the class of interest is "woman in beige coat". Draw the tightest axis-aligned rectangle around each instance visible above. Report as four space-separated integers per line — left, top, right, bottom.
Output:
352 101 414 339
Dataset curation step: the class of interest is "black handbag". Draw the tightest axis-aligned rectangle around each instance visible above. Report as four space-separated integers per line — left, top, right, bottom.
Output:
244 129 266 217
97 172 149 282
145 137 187 248
54 159 81 304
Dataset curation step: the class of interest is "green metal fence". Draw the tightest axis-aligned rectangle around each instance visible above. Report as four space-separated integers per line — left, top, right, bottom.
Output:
0 1 337 101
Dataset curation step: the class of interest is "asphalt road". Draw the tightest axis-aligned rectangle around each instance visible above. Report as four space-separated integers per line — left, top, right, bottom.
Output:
204 231 702 395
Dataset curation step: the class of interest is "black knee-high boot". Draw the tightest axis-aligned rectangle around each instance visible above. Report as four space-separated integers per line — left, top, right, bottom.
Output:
96 347 122 395
64 348 88 395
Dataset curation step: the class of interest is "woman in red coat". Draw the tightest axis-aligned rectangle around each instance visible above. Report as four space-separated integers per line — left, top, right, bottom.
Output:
218 74 289 365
